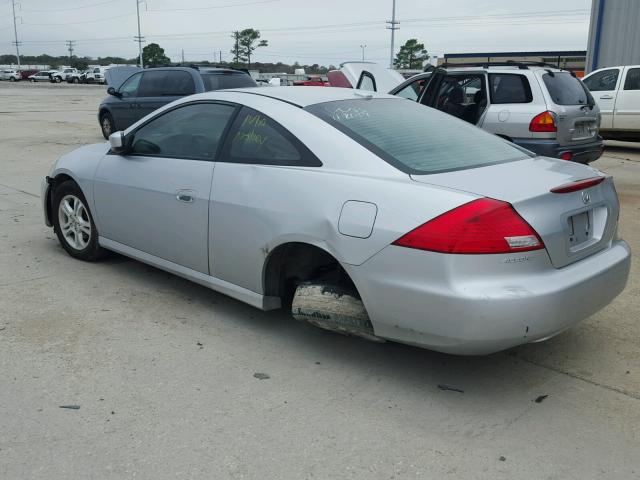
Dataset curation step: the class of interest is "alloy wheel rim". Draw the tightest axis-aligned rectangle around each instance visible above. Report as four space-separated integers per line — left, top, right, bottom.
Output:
58 194 91 250
102 117 112 136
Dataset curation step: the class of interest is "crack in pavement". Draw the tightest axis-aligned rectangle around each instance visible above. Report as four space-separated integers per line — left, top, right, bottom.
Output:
512 353 640 401
0 183 40 198
0 275 55 288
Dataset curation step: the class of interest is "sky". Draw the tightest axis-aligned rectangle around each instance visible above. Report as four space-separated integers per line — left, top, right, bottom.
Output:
1 0 593 66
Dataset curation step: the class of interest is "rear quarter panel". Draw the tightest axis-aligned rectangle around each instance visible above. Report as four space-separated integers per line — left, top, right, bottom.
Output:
205 92 478 293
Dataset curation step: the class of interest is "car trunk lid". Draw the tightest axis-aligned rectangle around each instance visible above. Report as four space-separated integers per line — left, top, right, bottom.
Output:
410 157 619 268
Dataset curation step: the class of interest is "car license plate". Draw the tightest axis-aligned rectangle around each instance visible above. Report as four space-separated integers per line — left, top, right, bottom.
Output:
568 211 591 246
573 122 594 139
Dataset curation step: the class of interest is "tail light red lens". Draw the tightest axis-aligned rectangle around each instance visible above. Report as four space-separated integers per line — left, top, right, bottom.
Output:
560 152 573 161
392 198 544 254
530 111 557 133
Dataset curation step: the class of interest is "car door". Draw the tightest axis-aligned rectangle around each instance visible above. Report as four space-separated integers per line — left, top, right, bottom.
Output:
93 101 238 274
136 70 197 122
389 73 432 101
111 71 143 131
583 67 622 129
613 67 640 131
209 105 322 291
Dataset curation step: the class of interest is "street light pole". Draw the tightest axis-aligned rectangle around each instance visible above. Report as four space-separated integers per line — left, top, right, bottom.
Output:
386 0 399 69
11 0 21 69
360 44 367 61
135 0 144 68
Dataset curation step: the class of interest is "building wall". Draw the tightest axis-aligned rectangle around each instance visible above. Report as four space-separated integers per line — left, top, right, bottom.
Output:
586 0 640 72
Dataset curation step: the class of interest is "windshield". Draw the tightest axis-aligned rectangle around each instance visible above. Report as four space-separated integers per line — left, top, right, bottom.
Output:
306 99 530 174
201 73 257 91
542 72 590 106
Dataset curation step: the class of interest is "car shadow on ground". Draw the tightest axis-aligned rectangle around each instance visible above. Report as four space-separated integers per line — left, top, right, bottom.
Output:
91 248 566 403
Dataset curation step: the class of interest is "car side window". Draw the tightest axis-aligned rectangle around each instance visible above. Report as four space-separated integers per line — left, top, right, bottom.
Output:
137 70 165 97
584 69 619 91
357 72 376 91
222 106 321 167
488 74 533 104
396 78 426 101
129 103 237 160
119 72 142 98
623 68 640 91
163 71 196 95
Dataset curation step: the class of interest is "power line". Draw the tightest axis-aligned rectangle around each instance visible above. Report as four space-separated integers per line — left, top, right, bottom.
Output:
147 0 278 12
21 0 122 13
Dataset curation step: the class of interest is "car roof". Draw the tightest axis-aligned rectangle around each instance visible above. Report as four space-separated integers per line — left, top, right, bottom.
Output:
215 86 398 107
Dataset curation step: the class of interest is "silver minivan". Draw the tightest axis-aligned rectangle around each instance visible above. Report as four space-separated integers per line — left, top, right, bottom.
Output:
378 63 603 164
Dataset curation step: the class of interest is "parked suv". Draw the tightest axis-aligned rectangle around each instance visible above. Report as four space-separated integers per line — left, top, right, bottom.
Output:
583 65 640 142
340 62 603 163
0 69 21 81
98 66 257 139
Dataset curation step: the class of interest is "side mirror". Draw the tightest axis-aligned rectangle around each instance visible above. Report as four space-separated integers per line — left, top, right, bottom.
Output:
109 131 127 154
107 86 119 96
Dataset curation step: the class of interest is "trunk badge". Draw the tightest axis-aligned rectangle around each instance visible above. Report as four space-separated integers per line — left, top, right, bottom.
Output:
582 191 591 204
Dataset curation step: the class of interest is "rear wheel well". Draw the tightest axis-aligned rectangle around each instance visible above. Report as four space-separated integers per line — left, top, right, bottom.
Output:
263 243 357 308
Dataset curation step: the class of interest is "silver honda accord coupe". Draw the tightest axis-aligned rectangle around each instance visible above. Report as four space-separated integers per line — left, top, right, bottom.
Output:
42 87 630 355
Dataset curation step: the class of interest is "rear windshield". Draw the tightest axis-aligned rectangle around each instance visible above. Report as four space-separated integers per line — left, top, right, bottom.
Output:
542 72 589 105
306 99 530 174
201 73 257 91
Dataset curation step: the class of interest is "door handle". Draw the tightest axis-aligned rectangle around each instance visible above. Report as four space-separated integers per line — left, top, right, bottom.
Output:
600 95 614 100
176 190 195 203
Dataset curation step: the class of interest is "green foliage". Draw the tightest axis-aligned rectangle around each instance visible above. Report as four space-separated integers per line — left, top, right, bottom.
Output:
394 39 429 69
230 29 268 68
142 43 171 67
70 58 89 70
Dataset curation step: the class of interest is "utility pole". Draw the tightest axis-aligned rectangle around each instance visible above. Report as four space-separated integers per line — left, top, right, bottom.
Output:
66 40 75 63
134 0 145 68
386 0 399 69
219 50 222 63
360 44 367 61
11 0 21 69
181 49 185 64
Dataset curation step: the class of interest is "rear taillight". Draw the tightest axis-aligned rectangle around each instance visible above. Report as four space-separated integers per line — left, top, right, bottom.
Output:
392 198 544 254
560 152 573 161
550 176 605 193
530 111 557 133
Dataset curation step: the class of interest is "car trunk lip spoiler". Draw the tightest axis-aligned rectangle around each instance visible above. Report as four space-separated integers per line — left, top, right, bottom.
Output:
550 177 605 194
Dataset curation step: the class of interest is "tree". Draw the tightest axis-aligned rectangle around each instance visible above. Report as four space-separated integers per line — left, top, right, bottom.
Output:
230 31 242 64
237 28 268 69
70 58 89 70
394 39 429 70
142 43 170 67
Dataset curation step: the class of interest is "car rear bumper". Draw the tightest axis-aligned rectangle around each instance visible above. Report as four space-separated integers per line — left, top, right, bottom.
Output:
514 137 604 164
347 241 630 355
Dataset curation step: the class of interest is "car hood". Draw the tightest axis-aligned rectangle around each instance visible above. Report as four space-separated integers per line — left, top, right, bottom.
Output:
105 66 142 89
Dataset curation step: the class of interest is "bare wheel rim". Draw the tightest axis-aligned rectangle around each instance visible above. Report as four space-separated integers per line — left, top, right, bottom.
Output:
58 194 91 250
102 116 112 136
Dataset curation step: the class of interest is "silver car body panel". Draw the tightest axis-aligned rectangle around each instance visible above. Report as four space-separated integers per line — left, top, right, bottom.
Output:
44 87 630 355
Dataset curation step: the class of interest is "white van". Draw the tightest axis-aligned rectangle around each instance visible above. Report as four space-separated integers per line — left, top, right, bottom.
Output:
583 66 640 141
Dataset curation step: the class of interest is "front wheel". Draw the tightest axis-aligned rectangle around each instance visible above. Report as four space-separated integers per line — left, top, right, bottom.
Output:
55 76 62 83
73 77 79 84
100 112 115 139
52 180 106 261
30 78 36 83
9 77 15 82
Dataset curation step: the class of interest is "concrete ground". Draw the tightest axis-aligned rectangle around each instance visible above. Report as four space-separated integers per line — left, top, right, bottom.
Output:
0 82 638 479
